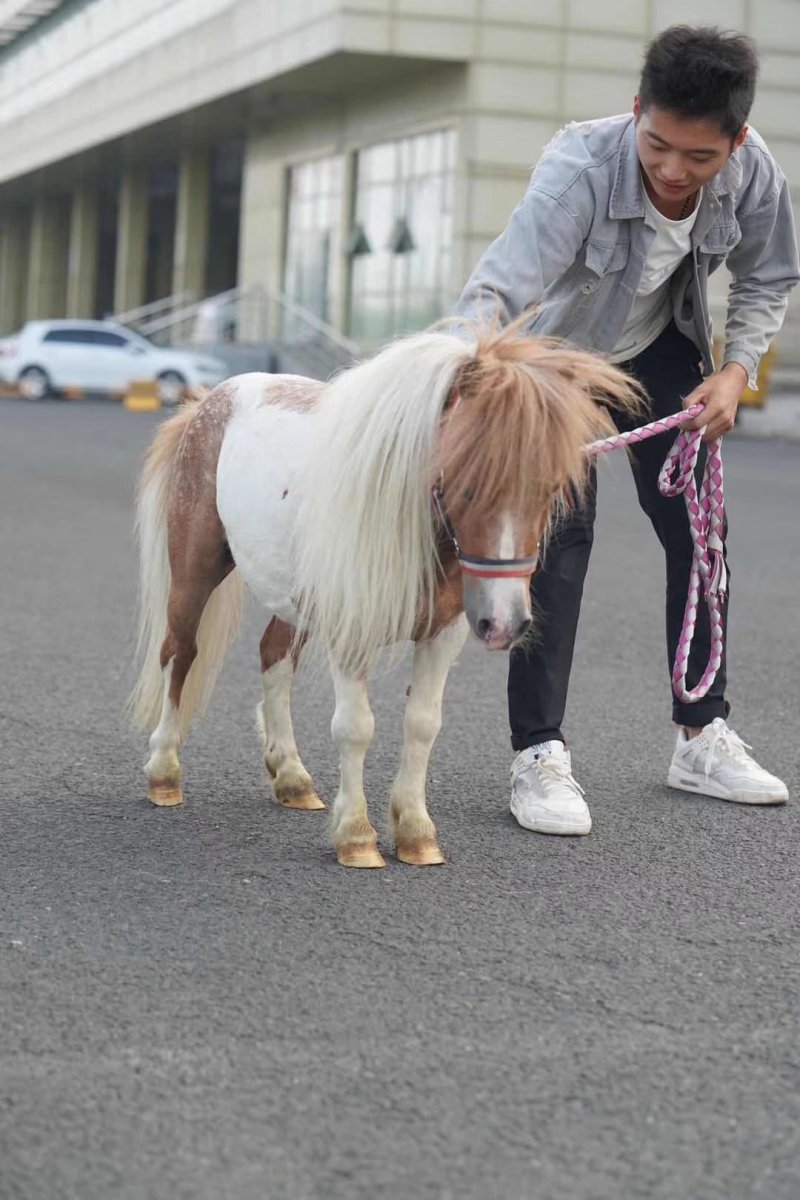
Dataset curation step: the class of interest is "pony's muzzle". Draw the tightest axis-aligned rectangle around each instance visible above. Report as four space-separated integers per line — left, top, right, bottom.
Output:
464 577 533 651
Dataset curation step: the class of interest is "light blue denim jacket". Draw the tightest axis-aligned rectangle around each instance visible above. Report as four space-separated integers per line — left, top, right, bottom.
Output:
455 114 800 386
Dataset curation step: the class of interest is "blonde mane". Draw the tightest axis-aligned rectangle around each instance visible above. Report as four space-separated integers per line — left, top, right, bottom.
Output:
293 327 641 675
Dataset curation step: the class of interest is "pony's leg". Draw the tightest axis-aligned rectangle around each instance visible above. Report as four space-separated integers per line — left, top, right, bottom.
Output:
146 653 185 807
145 525 233 807
391 615 468 865
329 667 384 868
258 617 324 811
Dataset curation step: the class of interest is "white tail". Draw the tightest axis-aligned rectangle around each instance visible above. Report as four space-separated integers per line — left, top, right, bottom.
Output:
128 408 243 737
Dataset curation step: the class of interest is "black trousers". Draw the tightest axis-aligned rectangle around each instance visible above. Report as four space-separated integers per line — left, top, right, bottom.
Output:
508 321 730 751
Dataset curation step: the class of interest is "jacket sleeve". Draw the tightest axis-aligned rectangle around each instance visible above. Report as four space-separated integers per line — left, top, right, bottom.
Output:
453 183 587 334
723 176 800 387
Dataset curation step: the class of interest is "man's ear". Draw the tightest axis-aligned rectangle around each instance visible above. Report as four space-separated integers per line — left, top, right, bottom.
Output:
633 94 641 120
733 124 748 151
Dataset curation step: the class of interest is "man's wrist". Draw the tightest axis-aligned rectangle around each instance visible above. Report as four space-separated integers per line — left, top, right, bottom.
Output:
720 361 749 393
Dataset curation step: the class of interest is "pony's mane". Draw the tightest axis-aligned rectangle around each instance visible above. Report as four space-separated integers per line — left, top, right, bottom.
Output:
439 330 643 528
293 326 641 675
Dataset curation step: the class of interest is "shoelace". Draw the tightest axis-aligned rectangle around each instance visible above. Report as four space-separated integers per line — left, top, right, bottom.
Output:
515 754 585 797
698 719 753 781
589 404 725 703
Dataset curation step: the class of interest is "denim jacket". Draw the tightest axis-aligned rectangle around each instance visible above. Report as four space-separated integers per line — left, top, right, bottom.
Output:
454 114 800 386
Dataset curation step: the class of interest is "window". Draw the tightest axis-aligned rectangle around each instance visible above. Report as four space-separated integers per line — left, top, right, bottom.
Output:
283 155 344 325
43 328 95 344
86 330 129 348
349 129 457 342
42 327 129 347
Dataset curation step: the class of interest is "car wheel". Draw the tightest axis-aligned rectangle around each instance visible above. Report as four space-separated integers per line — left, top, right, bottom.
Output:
156 371 187 407
18 366 51 401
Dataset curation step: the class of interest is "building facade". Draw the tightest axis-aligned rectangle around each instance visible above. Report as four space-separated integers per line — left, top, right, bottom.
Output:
0 0 798 360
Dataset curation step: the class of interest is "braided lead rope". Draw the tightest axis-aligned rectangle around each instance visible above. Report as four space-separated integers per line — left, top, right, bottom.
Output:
587 402 726 702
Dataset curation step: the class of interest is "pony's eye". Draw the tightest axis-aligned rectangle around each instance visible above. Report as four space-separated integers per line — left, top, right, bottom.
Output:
463 487 476 503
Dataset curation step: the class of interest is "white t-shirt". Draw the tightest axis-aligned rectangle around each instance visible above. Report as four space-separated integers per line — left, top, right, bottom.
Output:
610 188 701 363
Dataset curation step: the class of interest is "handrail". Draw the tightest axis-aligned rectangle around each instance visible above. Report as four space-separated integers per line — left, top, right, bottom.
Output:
111 291 196 326
135 284 362 361
137 286 242 338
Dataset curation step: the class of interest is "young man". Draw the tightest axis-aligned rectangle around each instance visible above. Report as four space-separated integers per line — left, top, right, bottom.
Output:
454 25 799 834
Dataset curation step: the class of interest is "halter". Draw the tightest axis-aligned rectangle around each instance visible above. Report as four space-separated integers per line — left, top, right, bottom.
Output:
431 478 540 580
588 402 725 702
435 398 724 702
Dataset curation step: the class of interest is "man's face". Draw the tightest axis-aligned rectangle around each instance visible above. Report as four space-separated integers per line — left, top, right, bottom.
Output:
634 97 747 208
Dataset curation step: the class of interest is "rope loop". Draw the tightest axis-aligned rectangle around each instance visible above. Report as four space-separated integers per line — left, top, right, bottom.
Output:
588 403 726 702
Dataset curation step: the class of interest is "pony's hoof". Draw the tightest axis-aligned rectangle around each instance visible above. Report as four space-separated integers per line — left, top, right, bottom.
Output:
336 843 386 869
148 781 183 807
275 786 326 811
396 838 446 866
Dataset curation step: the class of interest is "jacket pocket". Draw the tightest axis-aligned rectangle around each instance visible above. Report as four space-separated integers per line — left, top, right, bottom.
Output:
581 239 629 294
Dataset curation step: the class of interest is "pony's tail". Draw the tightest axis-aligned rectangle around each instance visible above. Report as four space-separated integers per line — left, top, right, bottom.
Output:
127 404 243 735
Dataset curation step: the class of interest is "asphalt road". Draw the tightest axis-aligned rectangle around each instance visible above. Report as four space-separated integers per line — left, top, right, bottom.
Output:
1 397 799 1200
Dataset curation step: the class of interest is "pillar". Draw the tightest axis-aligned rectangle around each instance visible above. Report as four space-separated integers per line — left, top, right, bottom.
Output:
173 146 209 300
0 207 30 333
113 165 148 315
27 194 69 319
66 182 99 318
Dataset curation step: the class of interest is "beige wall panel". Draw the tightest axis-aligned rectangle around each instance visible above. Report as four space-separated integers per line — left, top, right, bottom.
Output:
469 63 560 116
760 139 800 185
749 0 800 49
466 172 530 238
477 26 561 64
342 66 464 146
759 52 800 89
391 17 475 59
653 0 746 29
566 32 643 71
566 0 647 35
481 0 562 25
472 115 560 167
749 90 800 140
564 69 639 120
394 0 479 15
340 12 391 51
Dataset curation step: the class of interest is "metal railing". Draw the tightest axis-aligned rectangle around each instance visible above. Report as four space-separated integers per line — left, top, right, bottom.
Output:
110 291 197 329
118 284 360 381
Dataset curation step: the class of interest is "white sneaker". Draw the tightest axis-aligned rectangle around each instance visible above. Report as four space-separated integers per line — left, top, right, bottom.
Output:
510 741 592 835
667 718 788 805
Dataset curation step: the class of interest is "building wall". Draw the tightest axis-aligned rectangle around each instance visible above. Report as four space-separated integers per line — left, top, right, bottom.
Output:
0 0 798 357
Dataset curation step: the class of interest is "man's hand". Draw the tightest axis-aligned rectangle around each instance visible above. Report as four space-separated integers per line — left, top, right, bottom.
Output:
682 363 749 441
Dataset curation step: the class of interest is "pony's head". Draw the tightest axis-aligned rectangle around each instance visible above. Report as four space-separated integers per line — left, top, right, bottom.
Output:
433 328 643 649
295 324 642 675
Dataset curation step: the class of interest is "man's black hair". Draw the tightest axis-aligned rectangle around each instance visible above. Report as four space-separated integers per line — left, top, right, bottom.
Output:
639 25 759 138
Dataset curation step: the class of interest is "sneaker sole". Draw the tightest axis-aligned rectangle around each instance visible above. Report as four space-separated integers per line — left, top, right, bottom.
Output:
510 805 592 836
667 767 788 806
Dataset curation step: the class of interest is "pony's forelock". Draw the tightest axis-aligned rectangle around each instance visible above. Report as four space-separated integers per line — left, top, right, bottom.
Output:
439 327 643 526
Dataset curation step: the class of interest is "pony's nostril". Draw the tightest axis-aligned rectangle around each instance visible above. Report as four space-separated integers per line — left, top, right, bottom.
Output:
476 617 493 641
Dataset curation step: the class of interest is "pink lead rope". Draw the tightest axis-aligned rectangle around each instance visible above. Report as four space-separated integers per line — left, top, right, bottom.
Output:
587 402 726 703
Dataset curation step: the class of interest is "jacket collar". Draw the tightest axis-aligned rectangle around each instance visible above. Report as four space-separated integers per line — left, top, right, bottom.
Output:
609 114 744 221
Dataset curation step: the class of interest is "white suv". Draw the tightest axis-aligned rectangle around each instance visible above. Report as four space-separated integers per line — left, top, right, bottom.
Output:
0 319 228 404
